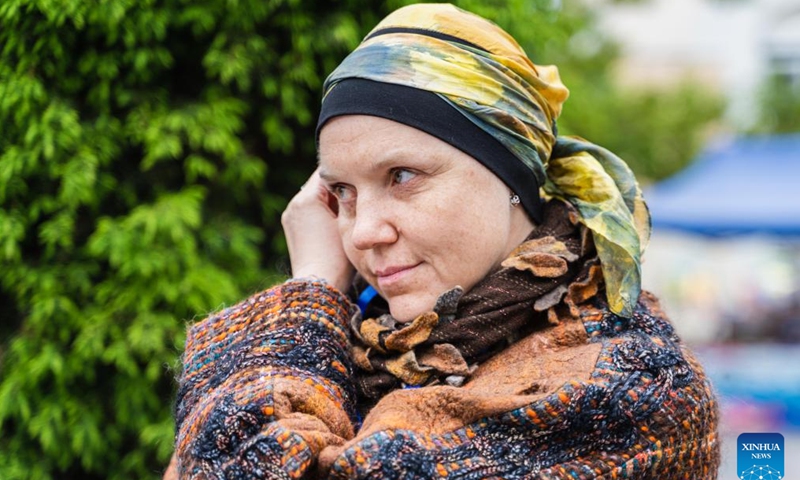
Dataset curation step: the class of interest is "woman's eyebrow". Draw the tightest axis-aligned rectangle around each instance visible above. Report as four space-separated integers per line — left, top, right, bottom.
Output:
318 145 433 182
318 153 405 182
318 168 337 182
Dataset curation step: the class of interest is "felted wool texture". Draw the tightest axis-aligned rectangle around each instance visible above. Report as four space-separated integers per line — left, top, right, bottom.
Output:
321 292 720 480
167 250 720 479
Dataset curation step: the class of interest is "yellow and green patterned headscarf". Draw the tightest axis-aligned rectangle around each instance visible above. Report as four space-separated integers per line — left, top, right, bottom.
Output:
321 3 651 317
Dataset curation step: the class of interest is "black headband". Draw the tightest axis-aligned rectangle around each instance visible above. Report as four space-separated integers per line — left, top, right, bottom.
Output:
316 78 543 223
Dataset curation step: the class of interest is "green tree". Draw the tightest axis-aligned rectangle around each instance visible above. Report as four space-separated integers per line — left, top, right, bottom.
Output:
560 79 726 180
0 1 373 478
532 2 726 181
750 74 800 134
0 1 724 478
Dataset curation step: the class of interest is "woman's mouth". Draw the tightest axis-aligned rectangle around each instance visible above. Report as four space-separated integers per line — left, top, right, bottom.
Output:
374 263 421 290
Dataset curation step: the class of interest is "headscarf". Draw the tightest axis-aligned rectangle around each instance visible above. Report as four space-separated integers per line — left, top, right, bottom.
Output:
320 3 651 317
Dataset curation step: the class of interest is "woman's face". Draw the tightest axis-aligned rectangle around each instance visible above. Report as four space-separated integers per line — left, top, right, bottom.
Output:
319 115 534 322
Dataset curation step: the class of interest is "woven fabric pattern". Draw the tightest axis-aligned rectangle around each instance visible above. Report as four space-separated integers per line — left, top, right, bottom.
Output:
170 279 719 479
173 280 359 479
326 294 719 479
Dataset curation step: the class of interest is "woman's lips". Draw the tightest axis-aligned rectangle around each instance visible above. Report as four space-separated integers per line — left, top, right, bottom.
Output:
375 263 420 290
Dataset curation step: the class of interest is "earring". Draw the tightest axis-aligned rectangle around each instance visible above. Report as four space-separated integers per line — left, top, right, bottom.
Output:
510 193 521 207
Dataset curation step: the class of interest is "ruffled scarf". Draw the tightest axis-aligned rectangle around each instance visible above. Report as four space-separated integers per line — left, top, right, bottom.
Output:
351 200 604 402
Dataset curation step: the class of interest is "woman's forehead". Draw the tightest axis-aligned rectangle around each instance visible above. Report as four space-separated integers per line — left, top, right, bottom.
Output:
318 116 476 181
319 116 449 159
319 115 399 144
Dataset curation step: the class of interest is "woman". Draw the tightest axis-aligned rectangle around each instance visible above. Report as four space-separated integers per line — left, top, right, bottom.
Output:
166 4 720 479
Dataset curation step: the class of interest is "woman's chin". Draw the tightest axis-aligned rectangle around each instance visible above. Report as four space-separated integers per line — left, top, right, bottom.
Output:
386 294 437 323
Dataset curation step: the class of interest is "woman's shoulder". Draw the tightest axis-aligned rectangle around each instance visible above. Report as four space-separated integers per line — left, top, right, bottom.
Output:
582 289 680 343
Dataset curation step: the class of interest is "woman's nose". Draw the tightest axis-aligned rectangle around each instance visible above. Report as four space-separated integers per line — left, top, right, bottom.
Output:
349 201 398 250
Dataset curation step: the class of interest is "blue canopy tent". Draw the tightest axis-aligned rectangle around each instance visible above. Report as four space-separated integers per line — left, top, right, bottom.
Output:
644 134 800 237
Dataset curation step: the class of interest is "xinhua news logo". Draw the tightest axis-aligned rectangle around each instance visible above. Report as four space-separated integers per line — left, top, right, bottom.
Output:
737 433 784 480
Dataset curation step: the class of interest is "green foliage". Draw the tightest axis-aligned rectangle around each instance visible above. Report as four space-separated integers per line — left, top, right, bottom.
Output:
560 80 726 180
502 0 725 182
0 0 724 478
751 74 800 134
0 0 371 478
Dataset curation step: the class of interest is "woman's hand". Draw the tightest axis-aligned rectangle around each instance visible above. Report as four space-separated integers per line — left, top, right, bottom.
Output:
281 169 355 293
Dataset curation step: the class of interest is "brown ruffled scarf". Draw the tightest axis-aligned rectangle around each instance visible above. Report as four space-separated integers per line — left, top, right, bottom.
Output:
351 200 605 403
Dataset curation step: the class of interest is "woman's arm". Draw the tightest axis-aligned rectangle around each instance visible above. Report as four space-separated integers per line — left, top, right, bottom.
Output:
166 166 356 479
168 279 359 479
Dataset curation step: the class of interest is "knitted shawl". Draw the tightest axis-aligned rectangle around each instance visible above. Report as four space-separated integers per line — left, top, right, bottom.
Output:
165 201 720 479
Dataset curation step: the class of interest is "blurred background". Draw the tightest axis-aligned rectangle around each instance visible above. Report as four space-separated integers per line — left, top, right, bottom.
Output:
0 0 797 478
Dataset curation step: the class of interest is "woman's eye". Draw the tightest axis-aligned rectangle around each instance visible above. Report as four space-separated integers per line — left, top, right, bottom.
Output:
331 184 354 202
391 168 416 185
